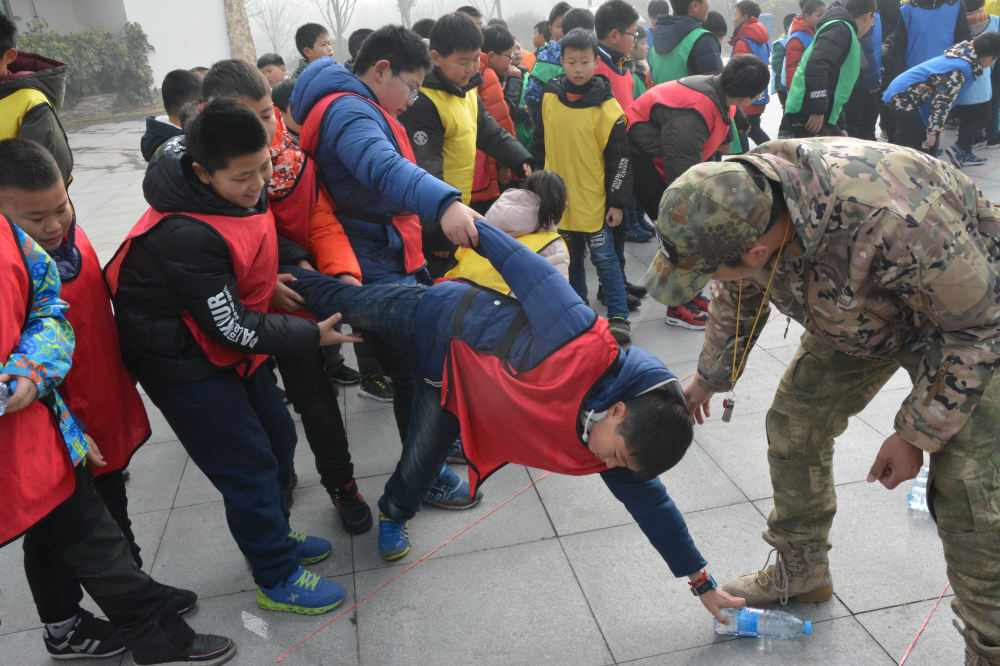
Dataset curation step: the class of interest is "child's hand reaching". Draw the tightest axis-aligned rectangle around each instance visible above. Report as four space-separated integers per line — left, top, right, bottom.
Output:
605 207 623 228
84 434 108 468
0 372 37 414
317 313 363 347
272 274 306 312
441 201 485 248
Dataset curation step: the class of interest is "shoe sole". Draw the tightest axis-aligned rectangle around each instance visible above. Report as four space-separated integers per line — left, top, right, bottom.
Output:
358 390 393 403
134 644 237 666
256 590 344 615
380 544 411 561
446 455 467 465
664 318 707 330
49 646 127 660
726 582 834 606
423 494 483 510
330 376 360 385
301 550 331 566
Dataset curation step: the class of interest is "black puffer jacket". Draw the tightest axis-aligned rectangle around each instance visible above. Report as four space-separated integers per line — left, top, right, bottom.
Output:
794 7 859 117
111 138 319 385
651 15 724 77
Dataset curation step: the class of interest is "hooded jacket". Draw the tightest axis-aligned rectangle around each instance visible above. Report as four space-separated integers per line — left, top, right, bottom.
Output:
650 15 725 82
698 138 1000 454
0 52 72 184
290 58 461 284
140 116 183 162
784 7 861 120
730 16 771 114
523 40 564 129
109 137 319 384
782 16 815 90
292 220 708 577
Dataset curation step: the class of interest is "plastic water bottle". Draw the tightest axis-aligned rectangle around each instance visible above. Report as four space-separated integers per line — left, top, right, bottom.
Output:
0 381 13 416
714 607 812 638
907 465 930 513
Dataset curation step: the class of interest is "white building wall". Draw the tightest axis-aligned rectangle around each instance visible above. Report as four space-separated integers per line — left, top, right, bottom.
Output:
122 0 231 87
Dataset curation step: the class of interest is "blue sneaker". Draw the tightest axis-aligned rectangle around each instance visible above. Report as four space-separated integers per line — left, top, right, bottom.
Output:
446 437 467 464
625 228 654 243
378 513 411 561
423 464 482 510
257 566 345 615
288 530 331 565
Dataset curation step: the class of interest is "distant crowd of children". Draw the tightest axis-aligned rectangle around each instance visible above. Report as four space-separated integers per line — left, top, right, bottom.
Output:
2 0 999 662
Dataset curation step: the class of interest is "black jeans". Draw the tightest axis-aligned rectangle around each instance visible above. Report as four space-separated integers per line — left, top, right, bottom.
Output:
889 106 936 156
845 86 880 140
22 465 195 662
739 113 771 153
276 349 354 491
93 470 141 566
632 152 668 223
142 366 300 588
953 102 990 152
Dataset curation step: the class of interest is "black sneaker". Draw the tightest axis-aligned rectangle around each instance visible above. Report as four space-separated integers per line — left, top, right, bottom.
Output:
625 281 647 299
328 364 361 385
607 317 632 345
134 633 237 665
358 374 393 402
597 286 641 311
43 608 126 660
330 479 374 534
154 581 199 614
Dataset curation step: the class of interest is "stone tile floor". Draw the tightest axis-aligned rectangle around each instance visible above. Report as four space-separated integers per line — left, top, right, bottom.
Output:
2 104 998 665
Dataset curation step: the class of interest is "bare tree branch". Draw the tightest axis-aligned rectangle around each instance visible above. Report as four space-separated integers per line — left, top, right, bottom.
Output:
246 0 301 54
313 0 359 51
397 0 418 27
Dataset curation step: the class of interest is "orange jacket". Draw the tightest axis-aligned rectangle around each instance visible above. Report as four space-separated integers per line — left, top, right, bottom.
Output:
472 53 517 203
308 187 362 281
520 50 536 72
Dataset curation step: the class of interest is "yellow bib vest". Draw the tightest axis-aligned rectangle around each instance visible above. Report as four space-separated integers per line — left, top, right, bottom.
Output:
0 88 50 139
419 87 479 204
541 92 623 233
446 230 566 294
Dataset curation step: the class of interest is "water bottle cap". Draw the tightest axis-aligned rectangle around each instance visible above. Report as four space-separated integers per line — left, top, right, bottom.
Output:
803 620 812 635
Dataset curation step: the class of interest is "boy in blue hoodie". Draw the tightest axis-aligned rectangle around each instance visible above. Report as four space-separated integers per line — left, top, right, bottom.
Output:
289 219 747 622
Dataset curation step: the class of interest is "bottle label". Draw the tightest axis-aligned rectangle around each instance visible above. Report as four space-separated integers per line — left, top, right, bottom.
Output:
737 608 761 636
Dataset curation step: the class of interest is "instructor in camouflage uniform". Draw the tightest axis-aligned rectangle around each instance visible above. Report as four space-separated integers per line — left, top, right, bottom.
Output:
645 137 1000 664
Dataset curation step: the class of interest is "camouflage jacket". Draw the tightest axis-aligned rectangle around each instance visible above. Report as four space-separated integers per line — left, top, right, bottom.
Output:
696 138 1000 453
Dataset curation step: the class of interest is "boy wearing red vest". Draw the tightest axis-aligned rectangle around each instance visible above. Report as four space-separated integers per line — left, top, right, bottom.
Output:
105 100 358 616
729 0 772 150
400 13 532 270
627 55 769 328
0 157 235 663
290 26 490 519
287 219 747 622
200 59 374 535
0 138 201 659
783 0 827 94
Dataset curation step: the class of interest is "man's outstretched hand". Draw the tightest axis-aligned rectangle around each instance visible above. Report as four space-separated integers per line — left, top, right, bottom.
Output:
441 201 485 248
867 432 923 489
683 380 715 425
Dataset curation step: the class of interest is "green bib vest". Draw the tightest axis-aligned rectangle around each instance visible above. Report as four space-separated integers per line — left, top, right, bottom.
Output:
649 28 710 85
784 19 860 124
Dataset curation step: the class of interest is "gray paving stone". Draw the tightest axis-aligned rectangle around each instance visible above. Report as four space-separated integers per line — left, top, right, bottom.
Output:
351 464 555 572
172 455 223 509
561 502 852 663
342 405 406 479
121 441 187 515
856 387 912 437
855 596 963 666
355 540 612 665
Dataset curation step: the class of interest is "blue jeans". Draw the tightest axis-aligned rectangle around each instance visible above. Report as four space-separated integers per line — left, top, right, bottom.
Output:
562 226 629 319
141 366 299 588
290 274 460 523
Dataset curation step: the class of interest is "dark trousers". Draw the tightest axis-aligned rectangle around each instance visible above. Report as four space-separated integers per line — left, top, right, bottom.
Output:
93 470 141 566
990 66 1000 141
355 341 381 380
777 89 788 108
888 106 936 156
276 349 354 492
739 113 770 153
23 465 195 662
632 152 667 222
845 87 880 140
142 366 300 588
954 102 990 152
778 111 843 138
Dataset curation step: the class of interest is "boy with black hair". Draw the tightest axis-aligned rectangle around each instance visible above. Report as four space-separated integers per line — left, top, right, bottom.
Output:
883 34 1000 162
0 13 72 184
272 78 300 142
782 0 826 96
649 0 723 84
771 13 797 107
780 0 876 137
596 0 642 110
729 0 771 150
400 13 532 266
703 11 728 43
200 58 372 533
648 0 673 40
531 28 634 344
287 217 746 619
534 20 551 49
0 141 235 664
412 17 435 40
189 66 208 77
346 28 374 71
456 5 484 29
290 25 493 530
142 69 203 162
294 22 333 77
106 100 357 615
257 52 287 88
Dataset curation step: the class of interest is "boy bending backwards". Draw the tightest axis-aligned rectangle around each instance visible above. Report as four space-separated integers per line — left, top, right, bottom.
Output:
288 219 745 621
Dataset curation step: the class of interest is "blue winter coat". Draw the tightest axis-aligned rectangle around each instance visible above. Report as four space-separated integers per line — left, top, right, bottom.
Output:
290 58 462 284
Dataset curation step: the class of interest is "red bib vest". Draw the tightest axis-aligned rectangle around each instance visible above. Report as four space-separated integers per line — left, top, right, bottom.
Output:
60 226 150 475
104 208 278 378
300 92 426 274
0 217 76 545
442 311 619 495
596 61 637 115
627 79 735 179
269 107 316 249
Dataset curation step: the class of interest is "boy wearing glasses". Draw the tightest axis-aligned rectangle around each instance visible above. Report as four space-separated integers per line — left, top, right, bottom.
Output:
400 12 533 275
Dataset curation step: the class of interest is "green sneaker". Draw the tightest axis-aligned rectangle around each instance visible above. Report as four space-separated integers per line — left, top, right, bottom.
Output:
257 567 345 615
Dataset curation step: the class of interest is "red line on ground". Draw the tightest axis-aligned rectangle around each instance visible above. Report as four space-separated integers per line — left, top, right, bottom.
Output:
898 581 951 665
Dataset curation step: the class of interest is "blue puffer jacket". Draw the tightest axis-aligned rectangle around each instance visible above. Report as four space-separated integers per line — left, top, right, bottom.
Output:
290 58 462 284
524 41 563 128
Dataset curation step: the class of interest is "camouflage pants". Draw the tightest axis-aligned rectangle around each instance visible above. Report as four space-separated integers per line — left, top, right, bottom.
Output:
765 332 1000 644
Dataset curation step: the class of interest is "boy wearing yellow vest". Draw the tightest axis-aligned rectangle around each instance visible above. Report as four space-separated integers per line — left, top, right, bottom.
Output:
531 28 634 345
0 15 72 185
400 12 533 276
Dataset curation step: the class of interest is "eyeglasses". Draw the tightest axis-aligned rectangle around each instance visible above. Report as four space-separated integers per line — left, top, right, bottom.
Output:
392 70 420 102
620 28 641 39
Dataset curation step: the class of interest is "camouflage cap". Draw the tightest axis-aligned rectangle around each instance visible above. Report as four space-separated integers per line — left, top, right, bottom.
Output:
643 162 773 306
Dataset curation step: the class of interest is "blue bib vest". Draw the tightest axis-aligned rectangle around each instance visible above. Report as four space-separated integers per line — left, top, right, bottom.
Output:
901 1 962 68
958 16 1000 105
882 53 976 104
783 30 815 88
732 37 772 105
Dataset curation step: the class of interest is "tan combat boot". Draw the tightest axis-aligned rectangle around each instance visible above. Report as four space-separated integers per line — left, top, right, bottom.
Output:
722 535 834 606
956 620 1000 666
